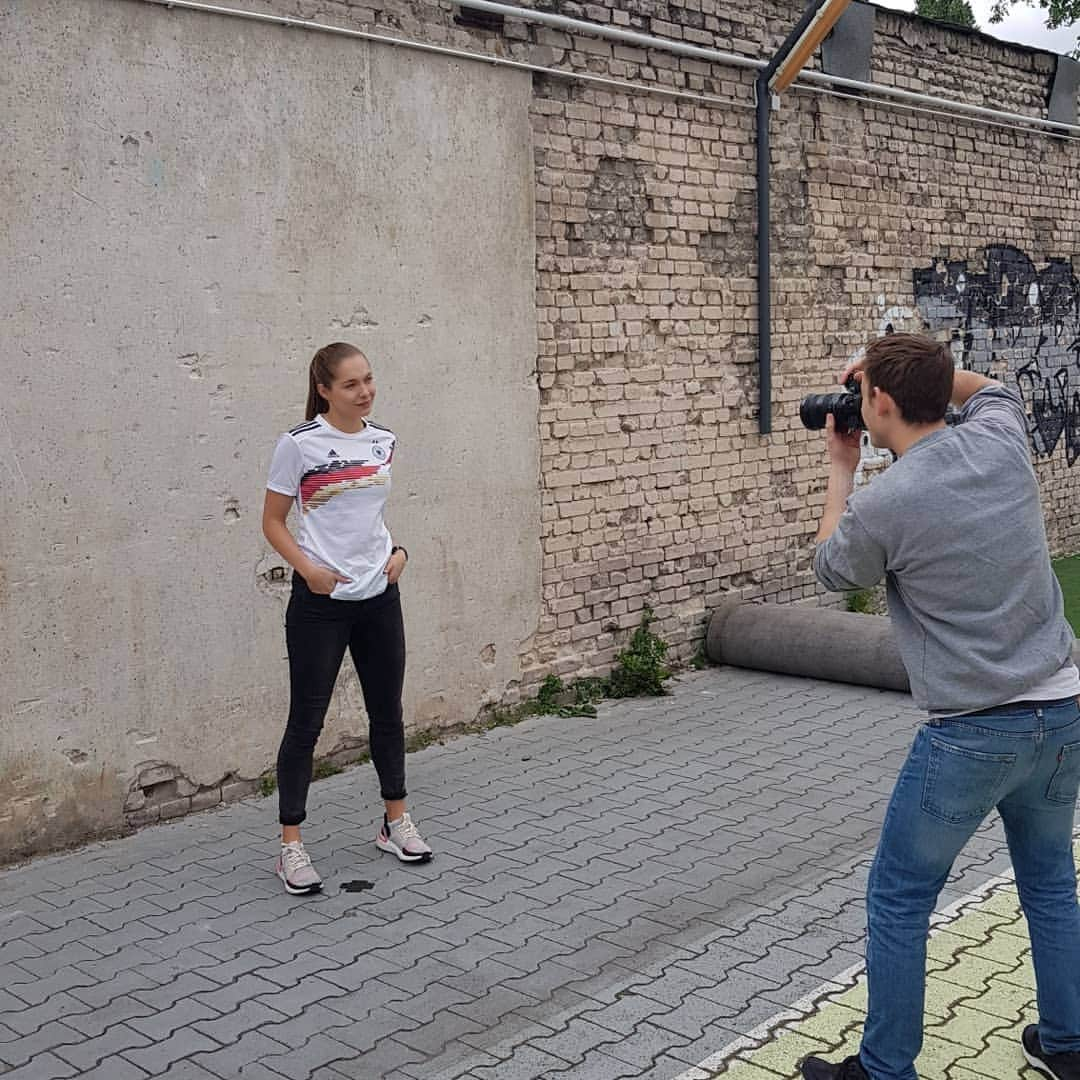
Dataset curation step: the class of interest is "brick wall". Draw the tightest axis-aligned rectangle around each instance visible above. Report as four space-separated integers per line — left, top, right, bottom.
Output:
268 0 1080 684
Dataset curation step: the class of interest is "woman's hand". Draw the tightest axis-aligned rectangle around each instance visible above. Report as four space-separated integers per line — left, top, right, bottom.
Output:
384 549 407 585
825 413 862 475
304 565 352 595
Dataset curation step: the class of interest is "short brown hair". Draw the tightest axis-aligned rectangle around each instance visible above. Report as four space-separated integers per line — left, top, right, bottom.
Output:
862 333 953 424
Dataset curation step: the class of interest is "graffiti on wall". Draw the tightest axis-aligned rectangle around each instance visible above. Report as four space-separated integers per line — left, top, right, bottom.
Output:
912 245 1080 465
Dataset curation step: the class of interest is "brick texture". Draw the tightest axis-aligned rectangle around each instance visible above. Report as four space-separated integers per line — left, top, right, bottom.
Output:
263 0 1080 685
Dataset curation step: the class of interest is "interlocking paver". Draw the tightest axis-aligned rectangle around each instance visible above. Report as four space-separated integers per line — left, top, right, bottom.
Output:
457 1013 562 1055
398 1041 504 1079
14 942 104 980
252 973 350 1015
51 1022 156 1073
325 1036 428 1078
0 1050 80 1079
61 994 154 1038
577 990 669 1036
254 1003 362 1055
1 668 1053 1080
260 1032 368 1078
447 986 541 1027
0 1021 86 1069
127 997 223 1041
150 1062 224 1080
121 1027 222 1075
139 924 227 961
468 1046 575 1079
71 1056 151 1080
391 981 478 1025
527 1015 620 1064
183 1030 290 1078
193 1000 290 1046
395 1009 487 1056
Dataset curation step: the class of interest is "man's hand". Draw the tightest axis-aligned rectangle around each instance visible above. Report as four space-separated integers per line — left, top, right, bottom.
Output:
816 415 861 544
839 354 864 388
825 413 862 475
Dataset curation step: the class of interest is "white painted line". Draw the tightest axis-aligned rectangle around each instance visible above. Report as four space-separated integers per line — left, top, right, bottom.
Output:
668 960 865 1080
669 862 1022 1080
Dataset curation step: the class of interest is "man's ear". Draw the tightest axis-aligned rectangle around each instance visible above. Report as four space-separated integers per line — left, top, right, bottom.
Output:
869 385 896 418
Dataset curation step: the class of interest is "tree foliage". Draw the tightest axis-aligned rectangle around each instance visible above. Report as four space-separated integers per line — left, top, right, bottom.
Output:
990 0 1080 57
991 0 1080 32
917 0 978 28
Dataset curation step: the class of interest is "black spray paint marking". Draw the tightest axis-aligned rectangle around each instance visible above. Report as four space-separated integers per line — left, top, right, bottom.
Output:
913 244 1080 465
341 880 375 892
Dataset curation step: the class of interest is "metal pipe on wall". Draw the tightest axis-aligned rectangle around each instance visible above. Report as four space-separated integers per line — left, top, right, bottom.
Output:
459 0 1080 136
755 0 836 436
799 66 1080 135
131 0 750 107
133 1 1080 142
455 0 761 70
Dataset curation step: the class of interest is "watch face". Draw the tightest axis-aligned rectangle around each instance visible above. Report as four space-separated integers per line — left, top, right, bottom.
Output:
370 443 389 462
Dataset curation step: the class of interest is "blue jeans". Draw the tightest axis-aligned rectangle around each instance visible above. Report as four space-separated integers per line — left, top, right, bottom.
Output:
860 697 1080 1080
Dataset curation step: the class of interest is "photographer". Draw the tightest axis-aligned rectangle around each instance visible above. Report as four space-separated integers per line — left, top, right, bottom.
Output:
800 334 1080 1080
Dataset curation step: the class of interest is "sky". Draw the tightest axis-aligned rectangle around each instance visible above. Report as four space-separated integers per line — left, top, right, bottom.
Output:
872 0 1078 54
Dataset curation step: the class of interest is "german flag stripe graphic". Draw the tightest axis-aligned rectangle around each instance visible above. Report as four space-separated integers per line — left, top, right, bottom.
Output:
300 461 387 511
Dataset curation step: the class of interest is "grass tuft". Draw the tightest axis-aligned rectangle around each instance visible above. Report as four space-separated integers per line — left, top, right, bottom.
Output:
1053 555 1080 636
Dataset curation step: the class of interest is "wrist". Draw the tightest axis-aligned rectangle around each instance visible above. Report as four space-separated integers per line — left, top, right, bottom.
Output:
296 558 322 580
391 545 408 563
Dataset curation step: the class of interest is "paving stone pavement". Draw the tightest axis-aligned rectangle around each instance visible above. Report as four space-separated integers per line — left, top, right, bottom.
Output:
0 667 1026 1080
697 844 1080 1080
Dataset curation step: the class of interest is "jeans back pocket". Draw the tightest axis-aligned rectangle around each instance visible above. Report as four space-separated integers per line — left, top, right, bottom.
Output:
922 737 1017 824
1047 741 1080 806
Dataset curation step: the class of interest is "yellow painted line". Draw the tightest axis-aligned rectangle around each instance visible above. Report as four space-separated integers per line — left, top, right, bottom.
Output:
674 839 1080 1079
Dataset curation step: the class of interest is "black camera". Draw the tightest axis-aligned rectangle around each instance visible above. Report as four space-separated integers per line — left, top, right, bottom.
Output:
799 376 864 433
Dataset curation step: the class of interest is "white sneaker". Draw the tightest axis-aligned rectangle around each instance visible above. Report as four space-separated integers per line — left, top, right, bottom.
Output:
375 812 433 863
275 841 323 895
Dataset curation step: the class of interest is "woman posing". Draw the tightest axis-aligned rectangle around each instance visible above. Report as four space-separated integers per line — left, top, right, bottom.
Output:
262 342 432 895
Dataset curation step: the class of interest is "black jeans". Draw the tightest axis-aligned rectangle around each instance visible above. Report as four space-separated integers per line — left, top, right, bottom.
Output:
277 574 407 826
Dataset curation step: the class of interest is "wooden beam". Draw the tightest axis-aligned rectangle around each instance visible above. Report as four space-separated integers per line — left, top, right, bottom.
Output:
771 0 853 93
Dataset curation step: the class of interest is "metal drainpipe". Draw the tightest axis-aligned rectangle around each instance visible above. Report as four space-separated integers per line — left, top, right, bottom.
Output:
756 77 774 436
756 0 832 436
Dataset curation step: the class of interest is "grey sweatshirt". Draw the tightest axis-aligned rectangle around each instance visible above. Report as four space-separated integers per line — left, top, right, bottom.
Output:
814 385 1075 714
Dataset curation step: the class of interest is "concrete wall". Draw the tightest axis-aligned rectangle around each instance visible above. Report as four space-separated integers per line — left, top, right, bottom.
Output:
0 0 538 860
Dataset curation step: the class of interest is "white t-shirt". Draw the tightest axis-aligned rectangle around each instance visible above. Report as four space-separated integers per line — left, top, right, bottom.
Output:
267 414 396 601
1001 662 1080 705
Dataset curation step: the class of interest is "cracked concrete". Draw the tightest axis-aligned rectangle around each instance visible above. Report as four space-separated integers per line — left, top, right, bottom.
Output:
1 0 540 866
0 667 1042 1079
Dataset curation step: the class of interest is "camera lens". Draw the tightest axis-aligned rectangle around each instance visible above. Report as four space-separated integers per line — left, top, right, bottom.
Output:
798 390 865 433
800 393 841 430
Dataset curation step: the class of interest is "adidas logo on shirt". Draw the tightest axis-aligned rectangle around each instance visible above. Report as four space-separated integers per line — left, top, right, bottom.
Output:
328 449 338 458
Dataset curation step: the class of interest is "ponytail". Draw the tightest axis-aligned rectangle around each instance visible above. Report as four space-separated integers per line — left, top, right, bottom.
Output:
304 342 364 420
